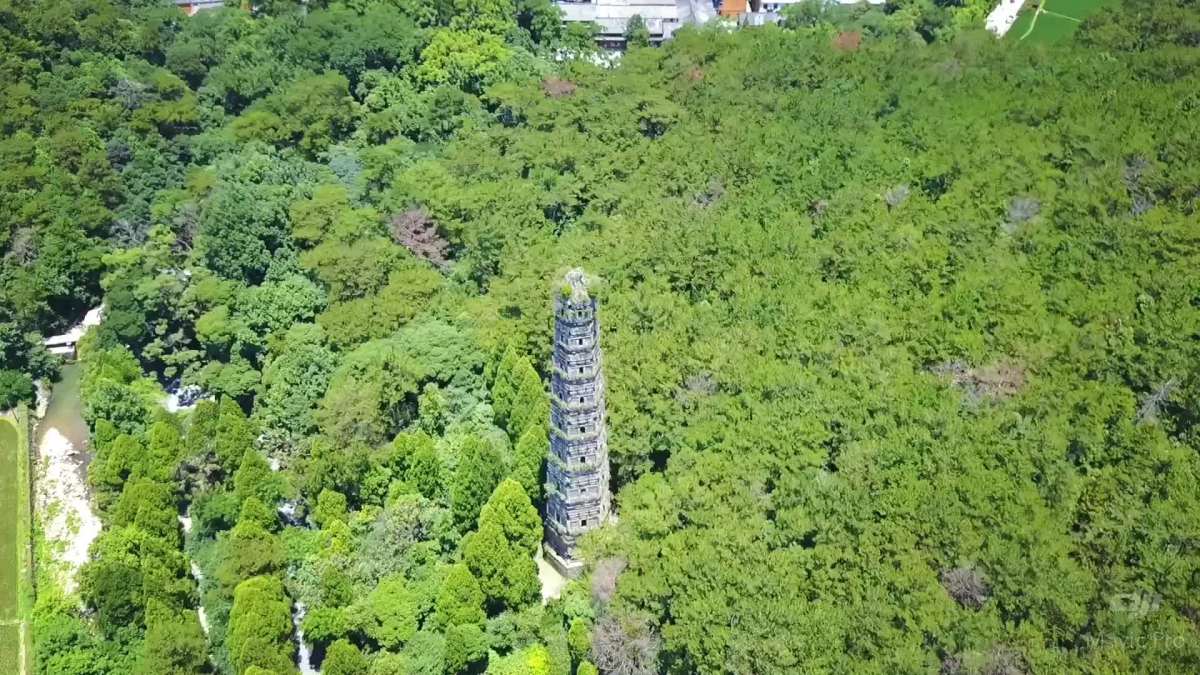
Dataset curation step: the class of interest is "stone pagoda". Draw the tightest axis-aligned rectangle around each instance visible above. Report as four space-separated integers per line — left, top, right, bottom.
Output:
544 269 611 576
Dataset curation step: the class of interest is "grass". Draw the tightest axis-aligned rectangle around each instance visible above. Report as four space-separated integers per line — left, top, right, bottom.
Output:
0 409 33 675
1008 0 1115 45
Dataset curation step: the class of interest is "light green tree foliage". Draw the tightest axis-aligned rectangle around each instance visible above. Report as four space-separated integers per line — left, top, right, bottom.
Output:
314 488 350 529
80 525 194 636
492 348 547 442
233 449 284 507
623 14 650 48
434 564 486 629
444 622 489 674
239 495 279 532
196 178 292 285
417 30 515 94
302 605 351 648
89 433 146 512
363 573 421 649
461 480 541 613
490 345 520 426
566 617 590 663
214 396 257 472
110 478 182 547
228 575 296 675
479 479 541 555
13 0 1200 673
321 639 369 675
236 274 326 338
399 630 446 675
217 514 285 588
417 383 451 436
487 644 551 675
289 184 380 247
402 433 446 501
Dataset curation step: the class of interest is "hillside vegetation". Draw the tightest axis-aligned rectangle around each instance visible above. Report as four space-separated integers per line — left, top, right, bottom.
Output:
2 0 1199 673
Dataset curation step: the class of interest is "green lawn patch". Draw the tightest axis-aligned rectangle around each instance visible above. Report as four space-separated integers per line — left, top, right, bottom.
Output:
0 411 33 675
1009 0 1115 44
0 419 19 621
0 623 18 673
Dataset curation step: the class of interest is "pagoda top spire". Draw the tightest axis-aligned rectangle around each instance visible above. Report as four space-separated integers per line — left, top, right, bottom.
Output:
560 268 591 303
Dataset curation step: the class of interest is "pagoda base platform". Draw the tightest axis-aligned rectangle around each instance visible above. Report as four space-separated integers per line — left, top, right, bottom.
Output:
543 543 585 579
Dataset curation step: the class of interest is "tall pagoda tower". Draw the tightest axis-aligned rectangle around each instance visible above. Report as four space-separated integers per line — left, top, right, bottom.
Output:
544 269 611 574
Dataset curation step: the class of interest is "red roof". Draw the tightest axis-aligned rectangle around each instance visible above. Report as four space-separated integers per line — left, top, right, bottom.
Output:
719 0 748 17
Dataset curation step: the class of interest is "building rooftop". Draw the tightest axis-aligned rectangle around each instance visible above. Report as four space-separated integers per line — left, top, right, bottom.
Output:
557 0 715 40
719 0 748 17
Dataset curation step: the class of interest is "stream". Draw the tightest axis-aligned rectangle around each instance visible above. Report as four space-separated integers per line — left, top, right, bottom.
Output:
32 363 101 593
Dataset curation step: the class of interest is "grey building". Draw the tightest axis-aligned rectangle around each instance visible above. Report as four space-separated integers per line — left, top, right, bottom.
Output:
556 0 716 47
544 269 611 575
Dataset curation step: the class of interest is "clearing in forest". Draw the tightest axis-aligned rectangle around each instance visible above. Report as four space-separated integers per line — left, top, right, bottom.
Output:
1009 0 1114 44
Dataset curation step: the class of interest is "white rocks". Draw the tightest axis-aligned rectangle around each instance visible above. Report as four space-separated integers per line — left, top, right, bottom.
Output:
35 426 101 594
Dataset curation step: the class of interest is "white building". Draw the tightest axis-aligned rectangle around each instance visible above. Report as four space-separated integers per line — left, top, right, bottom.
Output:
557 0 717 46
175 0 224 16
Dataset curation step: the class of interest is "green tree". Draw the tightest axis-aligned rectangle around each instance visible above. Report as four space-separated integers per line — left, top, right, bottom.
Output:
197 180 291 284
233 449 284 508
416 30 515 95
313 488 349 529
433 564 486 629
218 518 285 587
318 338 428 444
110 478 181 547
322 639 368 675
490 345 520 427
364 574 421 649
462 519 539 613
444 622 488 674
256 323 336 439
451 0 517 35
0 369 35 408
402 434 445 501
478 479 541 556
228 575 296 675
135 604 209 675
450 435 505 531
624 15 650 48
512 425 547 506
232 72 358 157
567 617 591 663
507 358 547 441
487 644 551 675
215 396 256 473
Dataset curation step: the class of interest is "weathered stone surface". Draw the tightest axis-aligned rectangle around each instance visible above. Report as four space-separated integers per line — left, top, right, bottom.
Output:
544 269 611 561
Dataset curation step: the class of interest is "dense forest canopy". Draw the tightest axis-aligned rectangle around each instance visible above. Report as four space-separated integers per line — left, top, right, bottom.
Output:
2 0 1200 673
